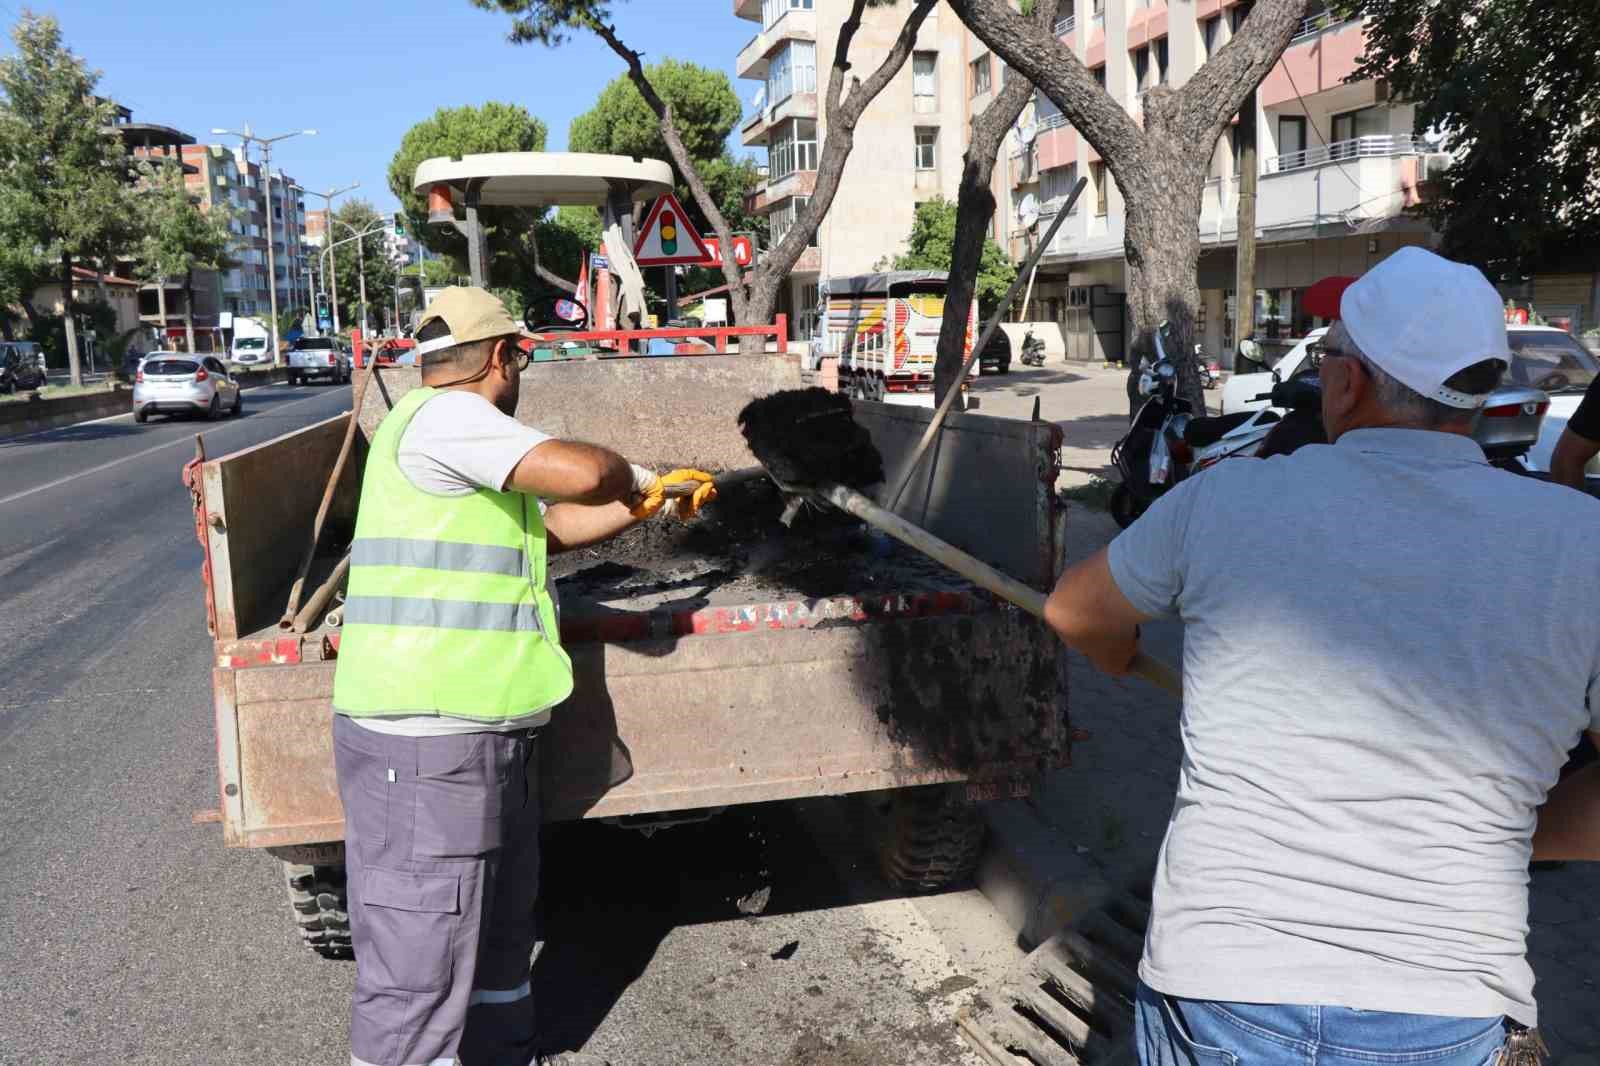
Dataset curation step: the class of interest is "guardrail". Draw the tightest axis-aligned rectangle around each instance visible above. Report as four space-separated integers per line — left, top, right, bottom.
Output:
1265 134 1420 174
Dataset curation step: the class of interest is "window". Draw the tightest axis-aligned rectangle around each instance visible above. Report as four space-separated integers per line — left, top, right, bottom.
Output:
1202 15 1221 57
1091 64 1106 90
1132 46 1150 92
1156 38 1169 84
1036 90 1063 126
769 196 817 247
914 127 938 170
1041 164 1078 210
913 52 938 109
762 0 811 29
970 55 992 97
769 119 817 180
1331 106 1385 146
798 283 820 340
767 41 817 105
1277 115 1308 159
1229 2 1253 34
1090 160 1107 215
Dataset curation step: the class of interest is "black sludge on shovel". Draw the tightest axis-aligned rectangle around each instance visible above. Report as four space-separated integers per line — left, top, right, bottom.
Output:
736 387 885 489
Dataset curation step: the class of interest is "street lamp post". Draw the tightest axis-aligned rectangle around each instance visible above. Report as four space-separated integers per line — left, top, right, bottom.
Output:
301 182 359 337
332 217 387 337
212 124 316 367
319 223 387 339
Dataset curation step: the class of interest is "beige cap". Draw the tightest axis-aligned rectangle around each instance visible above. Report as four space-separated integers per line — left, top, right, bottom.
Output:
414 286 532 360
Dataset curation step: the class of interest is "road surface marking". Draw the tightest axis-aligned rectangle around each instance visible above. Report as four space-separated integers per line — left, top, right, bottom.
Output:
0 391 340 508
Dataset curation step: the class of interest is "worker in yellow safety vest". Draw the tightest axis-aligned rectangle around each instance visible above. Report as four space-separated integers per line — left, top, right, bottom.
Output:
332 286 715 1066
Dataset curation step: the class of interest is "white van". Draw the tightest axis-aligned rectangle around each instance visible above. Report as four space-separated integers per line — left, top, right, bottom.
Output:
230 318 272 366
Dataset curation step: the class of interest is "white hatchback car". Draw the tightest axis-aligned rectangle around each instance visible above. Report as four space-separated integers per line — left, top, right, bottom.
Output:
132 353 243 422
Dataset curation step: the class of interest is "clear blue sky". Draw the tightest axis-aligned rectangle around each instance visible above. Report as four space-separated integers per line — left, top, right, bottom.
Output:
21 0 758 215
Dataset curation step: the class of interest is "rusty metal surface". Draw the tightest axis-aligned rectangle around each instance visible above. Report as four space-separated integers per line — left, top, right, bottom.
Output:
358 356 805 473
218 604 1067 849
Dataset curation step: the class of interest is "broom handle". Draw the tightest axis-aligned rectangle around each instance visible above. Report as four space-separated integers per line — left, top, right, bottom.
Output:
816 481 1182 701
884 177 1089 511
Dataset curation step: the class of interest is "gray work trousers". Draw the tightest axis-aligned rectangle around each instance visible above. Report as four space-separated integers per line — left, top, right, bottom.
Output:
333 714 541 1066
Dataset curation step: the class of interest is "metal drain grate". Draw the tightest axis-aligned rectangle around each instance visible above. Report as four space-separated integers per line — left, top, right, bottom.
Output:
958 884 1152 1065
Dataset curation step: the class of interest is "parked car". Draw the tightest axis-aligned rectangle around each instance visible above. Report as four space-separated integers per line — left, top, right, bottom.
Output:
1221 326 1551 467
286 337 350 386
1504 325 1600 484
979 329 1012 374
133 354 242 422
0 341 47 393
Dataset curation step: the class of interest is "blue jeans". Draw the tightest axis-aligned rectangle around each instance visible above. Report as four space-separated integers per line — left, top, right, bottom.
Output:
1135 982 1506 1066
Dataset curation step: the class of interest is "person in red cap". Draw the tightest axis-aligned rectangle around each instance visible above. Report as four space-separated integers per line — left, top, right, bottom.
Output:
1044 248 1600 1064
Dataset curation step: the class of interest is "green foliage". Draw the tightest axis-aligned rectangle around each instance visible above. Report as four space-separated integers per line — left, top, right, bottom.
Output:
891 197 1017 315
568 60 741 163
0 13 142 373
387 101 548 262
418 258 462 288
133 161 236 285
329 199 398 332
1353 0 1600 278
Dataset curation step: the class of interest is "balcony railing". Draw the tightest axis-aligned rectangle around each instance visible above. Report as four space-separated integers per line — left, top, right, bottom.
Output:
1290 8 1358 42
1054 14 1076 35
1265 134 1419 174
1038 111 1069 132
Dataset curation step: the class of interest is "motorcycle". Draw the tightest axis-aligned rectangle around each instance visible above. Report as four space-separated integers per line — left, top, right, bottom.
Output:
1195 343 1221 389
1020 330 1046 368
1109 322 1258 528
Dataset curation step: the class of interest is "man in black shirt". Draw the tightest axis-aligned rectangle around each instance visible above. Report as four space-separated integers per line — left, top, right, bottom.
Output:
1550 374 1600 489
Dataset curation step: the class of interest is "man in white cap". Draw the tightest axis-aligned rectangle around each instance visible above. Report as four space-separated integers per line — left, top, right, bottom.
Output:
1044 248 1600 1063
332 287 715 1066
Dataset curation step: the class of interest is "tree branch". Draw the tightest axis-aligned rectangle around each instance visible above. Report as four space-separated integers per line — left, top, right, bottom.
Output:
1175 0 1303 153
582 13 749 318
947 0 1144 171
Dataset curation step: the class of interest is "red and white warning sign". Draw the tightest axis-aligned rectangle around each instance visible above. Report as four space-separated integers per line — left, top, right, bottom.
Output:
633 192 713 267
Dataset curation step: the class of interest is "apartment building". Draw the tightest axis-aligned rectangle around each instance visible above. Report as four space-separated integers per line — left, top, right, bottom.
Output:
736 0 1014 340
1006 1 1445 364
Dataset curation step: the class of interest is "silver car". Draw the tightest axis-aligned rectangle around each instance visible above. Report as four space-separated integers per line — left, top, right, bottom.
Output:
133 354 243 423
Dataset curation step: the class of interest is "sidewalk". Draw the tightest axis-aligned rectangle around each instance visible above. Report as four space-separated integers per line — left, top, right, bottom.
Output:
973 371 1600 1061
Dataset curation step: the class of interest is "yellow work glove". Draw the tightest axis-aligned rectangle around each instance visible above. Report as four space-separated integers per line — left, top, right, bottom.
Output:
660 468 718 521
626 463 667 520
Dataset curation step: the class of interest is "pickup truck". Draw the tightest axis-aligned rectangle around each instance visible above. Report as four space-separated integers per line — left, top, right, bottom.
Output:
184 348 1072 959
286 336 351 386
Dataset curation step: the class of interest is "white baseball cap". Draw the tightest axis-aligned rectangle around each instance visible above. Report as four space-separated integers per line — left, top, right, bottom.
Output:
1338 246 1511 409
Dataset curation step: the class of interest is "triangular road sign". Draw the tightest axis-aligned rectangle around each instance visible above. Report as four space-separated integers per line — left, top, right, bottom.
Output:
633 192 713 267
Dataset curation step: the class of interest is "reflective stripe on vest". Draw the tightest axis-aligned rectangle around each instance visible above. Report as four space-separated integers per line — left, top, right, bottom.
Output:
332 386 573 722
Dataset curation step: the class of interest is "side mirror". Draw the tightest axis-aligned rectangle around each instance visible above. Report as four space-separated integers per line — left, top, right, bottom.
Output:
529 296 589 333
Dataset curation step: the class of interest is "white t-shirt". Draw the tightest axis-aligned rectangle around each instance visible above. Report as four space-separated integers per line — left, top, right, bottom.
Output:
350 391 559 737
1112 428 1600 1025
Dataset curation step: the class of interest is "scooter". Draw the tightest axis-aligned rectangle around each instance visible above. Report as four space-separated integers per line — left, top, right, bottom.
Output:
1195 343 1221 389
1020 330 1046 368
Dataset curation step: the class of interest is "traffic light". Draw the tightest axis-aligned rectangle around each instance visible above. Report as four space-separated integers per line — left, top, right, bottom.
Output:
661 210 677 256
393 212 405 239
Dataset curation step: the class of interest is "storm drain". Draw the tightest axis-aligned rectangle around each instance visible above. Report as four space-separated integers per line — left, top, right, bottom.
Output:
958 883 1151 1065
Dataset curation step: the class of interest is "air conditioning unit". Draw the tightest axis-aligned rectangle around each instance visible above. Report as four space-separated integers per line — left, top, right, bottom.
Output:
1418 153 1454 181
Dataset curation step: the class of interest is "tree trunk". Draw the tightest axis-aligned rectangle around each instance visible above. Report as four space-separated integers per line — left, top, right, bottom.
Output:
1121 166 1207 418
156 278 169 353
62 254 82 387
183 269 196 354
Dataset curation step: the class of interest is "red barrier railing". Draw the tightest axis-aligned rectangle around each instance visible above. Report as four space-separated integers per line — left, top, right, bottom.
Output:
354 316 788 369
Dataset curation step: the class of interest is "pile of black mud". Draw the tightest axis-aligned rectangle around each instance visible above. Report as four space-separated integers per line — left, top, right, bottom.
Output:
550 472 965 603
736 387 883 489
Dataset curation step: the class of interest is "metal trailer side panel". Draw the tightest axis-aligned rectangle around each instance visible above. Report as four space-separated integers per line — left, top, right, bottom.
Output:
216 606 1063 849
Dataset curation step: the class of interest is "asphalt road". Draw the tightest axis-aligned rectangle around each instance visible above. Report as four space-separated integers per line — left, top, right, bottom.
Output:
0 383 1019 1066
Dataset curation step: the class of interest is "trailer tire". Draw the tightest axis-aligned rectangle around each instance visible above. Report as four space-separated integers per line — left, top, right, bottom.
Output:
281 859 353 960
877 784 985 893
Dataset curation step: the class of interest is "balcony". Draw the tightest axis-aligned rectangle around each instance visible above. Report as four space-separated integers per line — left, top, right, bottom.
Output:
1054 14 1076 36
1260 15 1367 107
1258 135 1422 231
740 91 818 147
734 0 759 20
735 9 815 80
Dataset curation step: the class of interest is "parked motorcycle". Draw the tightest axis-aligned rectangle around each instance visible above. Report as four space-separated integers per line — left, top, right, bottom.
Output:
1195 343 1221 389
1020 330 1046 368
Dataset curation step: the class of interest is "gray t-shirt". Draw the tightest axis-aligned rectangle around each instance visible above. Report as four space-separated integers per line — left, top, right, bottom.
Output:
1110 427 1600 1025
351 391 557 738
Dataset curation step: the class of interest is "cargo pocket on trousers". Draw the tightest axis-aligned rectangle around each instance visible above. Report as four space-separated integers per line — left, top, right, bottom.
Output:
412 733 506 859
358 867 460 993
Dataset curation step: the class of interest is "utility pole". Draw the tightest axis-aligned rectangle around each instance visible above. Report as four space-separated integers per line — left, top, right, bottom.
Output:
213 125 317 367
303 182 359 336
1233 89 1258 373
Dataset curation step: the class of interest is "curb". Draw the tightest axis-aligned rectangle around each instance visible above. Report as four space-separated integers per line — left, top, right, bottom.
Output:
975 797 1114 949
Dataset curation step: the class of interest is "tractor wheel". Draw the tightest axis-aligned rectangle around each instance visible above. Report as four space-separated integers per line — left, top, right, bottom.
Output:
877 785 986 893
